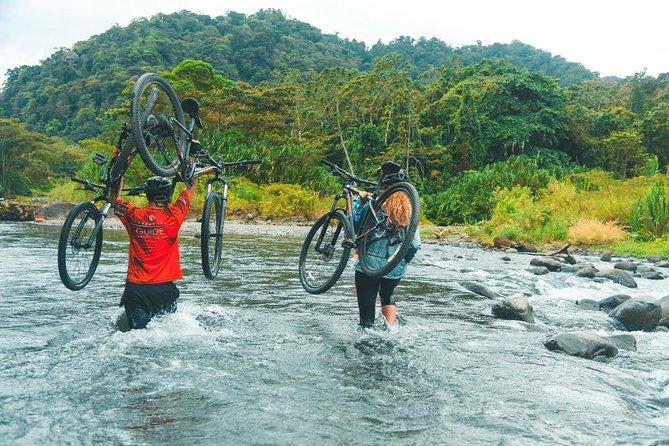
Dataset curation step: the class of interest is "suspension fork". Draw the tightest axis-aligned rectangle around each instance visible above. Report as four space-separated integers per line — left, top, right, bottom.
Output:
73 200 110 249
315 192 348 253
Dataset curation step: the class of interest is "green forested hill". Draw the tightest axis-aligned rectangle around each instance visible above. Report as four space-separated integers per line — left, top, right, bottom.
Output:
0 9 595 140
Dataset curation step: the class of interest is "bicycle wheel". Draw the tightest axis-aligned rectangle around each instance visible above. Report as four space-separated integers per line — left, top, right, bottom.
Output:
201 191 225 279
130 73 186 177
358 182 420 278
58 202 103 291
299 211 353 294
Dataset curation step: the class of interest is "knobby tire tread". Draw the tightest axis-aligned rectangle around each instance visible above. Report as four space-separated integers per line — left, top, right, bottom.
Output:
57 201 103 291
358 182 420 278
130 73 185 177
299 210 352 294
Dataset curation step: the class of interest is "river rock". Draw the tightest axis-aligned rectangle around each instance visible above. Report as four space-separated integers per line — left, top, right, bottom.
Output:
606 334 637 351
635 265 654 274
493 236 514 248
600 252 613 262
544 331 618 359
595 269 637 288
575 299 599 311
614 260 638 272
529 266 549 275
659 295 669 328
560 265 580 273
656 261 669 268
492 296 535 323
461 281 498 299
609 297 662 331
575 266 598 278
501 256 511 262
515 244 537 253
529 257 562 272
0 200 40 221
34 202 76 219
598 294 631 313
639 271 664 280
647 255 662 263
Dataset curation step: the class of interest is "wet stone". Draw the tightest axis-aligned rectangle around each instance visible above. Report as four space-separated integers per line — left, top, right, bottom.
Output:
544 331 618 360
575 299 599 311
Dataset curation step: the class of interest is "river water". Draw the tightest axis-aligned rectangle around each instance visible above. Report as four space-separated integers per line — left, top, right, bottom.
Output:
1 221 668 445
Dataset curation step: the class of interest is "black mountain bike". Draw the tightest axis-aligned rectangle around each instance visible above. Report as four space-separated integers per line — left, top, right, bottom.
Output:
130 72 261 279
57 126 142 290
298 160 420 294
197 156 261 279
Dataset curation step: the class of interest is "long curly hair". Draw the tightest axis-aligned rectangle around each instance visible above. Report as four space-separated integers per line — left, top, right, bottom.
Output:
383 191 412 227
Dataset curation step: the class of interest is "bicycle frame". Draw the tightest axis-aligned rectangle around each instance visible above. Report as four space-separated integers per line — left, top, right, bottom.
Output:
317 161 387 253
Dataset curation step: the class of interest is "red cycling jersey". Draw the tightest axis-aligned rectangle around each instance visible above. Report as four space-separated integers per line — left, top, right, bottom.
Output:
114 191 191 284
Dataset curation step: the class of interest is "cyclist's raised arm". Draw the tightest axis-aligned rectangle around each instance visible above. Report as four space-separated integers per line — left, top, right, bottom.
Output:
110 178 123 204
183 176 197 201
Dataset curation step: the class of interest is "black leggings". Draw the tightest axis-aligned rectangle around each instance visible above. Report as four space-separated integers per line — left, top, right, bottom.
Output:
354 270 401 328
121 281 179 330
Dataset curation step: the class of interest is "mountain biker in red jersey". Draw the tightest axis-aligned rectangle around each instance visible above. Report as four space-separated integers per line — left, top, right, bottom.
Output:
111 175 197 329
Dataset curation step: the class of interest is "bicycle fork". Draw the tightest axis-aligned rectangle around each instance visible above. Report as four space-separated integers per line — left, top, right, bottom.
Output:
72 201 111 249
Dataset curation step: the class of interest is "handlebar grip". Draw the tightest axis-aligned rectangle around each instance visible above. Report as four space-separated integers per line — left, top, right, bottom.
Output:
244 159 262 165
70 177 88 185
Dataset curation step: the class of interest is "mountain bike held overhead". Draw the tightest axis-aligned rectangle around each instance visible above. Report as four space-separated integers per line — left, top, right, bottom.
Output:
58 72 260 330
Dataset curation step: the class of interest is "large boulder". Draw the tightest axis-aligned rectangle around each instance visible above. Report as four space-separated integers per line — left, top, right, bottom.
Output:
595 269 638 288
461 281 498 299
0 200 40 221
614 260 638 272
544 331 618 359
492 296 535 323
575 266 598 278
609 297 662 331
659 295 669 328
493 236 514 248
34 202 76 219
529 266 549 275
529 257 562 272
598 294 631 313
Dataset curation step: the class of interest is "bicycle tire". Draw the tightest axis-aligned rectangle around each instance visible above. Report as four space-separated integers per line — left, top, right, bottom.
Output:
108 132 135 184
299 210 353 294
58 201 103 291
201 191 225 279
130 73 185 177
358 182 420 278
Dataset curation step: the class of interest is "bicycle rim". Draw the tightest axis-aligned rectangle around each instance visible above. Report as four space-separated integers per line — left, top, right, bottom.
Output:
58 202 103 291
358 182 420 278
131 73 185 177
299 211 352 294
201 192 224 279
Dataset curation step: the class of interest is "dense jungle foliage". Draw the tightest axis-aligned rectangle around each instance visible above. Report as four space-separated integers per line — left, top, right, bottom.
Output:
2 10 669 250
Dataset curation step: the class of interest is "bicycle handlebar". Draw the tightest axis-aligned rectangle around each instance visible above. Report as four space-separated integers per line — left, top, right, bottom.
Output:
220 159 262 168
71 177 105 190
320 160 376 187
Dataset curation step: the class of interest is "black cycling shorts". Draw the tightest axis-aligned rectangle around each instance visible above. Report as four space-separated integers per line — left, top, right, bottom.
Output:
120 281 179 329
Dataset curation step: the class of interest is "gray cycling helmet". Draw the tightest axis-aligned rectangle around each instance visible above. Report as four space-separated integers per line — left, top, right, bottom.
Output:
145 176 173 205
380 161 409 185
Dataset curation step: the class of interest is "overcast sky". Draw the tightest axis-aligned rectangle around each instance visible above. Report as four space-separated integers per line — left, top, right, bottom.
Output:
1 0 667 87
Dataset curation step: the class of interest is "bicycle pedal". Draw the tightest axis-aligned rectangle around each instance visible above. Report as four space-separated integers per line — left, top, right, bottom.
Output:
92 153 108 165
